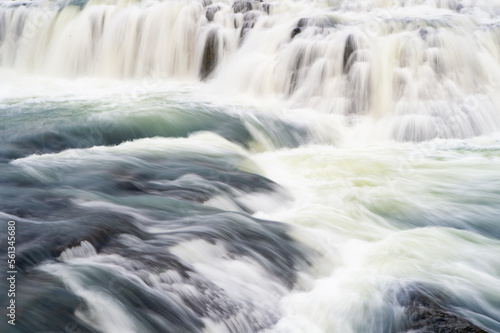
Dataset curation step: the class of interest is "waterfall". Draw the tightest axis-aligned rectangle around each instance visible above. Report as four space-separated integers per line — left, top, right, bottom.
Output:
1 0 500 141
1 1 500 333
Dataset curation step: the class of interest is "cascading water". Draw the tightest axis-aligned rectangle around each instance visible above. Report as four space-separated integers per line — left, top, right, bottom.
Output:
1 0 500 332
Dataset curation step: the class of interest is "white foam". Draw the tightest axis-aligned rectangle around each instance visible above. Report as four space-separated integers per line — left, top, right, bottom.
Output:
58 240 98 261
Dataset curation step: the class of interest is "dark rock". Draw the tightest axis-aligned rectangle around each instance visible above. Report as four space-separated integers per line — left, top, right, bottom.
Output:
205 5 220 22
232 0 253 13
200 28 219 80
398 289 487 333
240 11 260 40
297 18 309 28
343 34 355 74
289 49 304 94
291 18 308 39
291 17 336 39
306 16 335 29
291 27 301 39
419 28 428 39
232 0 270 14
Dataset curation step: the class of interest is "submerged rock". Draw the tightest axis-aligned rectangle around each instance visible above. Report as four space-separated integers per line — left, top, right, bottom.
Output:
290 27 301 39
240 11 261 40
232 0 270 14
289 48 305 94
343 35 356 74
205 4 220 22
262 2 270 14
291 16 335 39
398 289 487 333
291 18 308 38
233 0 252 13
200 29 219 80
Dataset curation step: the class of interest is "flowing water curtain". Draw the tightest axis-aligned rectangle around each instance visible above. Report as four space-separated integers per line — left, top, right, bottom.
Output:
1 0 500 139
0 0 492 152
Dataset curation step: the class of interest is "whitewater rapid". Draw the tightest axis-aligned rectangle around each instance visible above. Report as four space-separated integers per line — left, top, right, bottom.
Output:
3 0 500 141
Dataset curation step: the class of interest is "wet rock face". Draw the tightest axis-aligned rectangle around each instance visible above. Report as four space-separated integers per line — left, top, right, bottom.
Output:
205 4 220 22
233 0 252 13
290 16 335 39
230 1 269 41
232 0 270 14
291 18 308 38
262 2 270 14
290 27 301 39
399 290 487 333
200 29 219 80
343 35 355 74
240 11 260 40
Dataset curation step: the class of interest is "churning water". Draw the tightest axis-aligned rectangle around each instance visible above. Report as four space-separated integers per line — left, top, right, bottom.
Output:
1 0 500 332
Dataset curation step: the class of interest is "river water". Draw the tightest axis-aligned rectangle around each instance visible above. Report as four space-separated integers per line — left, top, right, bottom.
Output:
1 0 500 332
